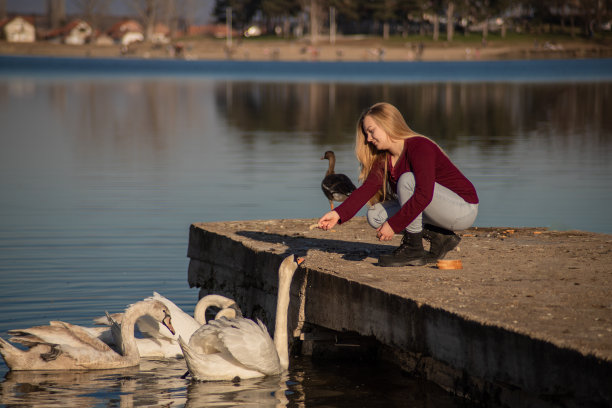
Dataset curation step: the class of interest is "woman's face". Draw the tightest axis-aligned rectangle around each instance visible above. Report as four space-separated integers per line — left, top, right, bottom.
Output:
363 115 390 150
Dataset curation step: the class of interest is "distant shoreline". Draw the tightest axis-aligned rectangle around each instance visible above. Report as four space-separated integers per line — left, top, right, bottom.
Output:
2 36 612 63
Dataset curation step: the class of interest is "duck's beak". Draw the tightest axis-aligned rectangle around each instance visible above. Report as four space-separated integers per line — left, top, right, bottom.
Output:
297 257 305 265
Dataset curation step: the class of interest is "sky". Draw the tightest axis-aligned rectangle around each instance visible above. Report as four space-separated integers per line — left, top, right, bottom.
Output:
5 0 215 24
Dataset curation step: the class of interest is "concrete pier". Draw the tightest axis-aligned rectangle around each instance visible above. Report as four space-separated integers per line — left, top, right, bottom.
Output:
187 218 612 407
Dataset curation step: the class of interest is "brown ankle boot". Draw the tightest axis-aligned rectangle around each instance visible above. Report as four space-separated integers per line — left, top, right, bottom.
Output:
378 231 427 267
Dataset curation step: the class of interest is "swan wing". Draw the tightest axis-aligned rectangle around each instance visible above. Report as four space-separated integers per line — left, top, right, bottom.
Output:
103 312 126 354
55 321 114 352
8 325 75 348
187 322 225 354
178 336 263 381
0 336 120 371
9 322 112 353
82 326 115 345
93 312 123 326
136 337 183 358
217 318 281 375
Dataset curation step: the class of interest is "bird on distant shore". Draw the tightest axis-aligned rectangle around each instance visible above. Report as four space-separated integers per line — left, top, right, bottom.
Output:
321 151 356 210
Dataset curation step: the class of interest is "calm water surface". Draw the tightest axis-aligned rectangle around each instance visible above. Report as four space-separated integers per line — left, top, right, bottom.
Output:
1 56 611 407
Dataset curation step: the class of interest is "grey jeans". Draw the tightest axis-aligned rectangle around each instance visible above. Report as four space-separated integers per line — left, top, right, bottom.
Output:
367 172 478 233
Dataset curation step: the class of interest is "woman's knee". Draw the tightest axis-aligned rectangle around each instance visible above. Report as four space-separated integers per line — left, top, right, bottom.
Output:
367 201 401 228
398 172 416 187
367 205 385 228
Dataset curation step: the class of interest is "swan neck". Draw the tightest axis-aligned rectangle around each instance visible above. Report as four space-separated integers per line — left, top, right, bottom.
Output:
121 302 147 358
193 295 236 324
274 265 296 371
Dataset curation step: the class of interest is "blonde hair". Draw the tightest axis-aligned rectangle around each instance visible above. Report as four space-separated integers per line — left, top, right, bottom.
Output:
355 102 423 205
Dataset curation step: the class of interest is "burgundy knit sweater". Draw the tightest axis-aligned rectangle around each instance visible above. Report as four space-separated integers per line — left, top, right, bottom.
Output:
335 136 479 233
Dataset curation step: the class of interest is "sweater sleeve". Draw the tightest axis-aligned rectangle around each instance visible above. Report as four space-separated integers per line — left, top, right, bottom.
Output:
334 161 384 225
387 141 436 233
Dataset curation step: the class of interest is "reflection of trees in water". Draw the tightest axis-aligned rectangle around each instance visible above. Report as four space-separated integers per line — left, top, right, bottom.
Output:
528 83 612 148
21 79 610 160
75 81 180 152
214 81 360 147
42 80 208 160
214 81 612 154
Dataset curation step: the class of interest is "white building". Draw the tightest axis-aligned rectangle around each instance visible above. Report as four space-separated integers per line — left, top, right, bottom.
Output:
1 16 36 43
45 19 93 45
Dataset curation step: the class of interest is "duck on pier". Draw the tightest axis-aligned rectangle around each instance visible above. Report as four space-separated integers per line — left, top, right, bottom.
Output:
321 151 356 210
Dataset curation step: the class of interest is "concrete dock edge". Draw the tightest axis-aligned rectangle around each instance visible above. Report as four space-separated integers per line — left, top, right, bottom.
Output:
187 219 612 407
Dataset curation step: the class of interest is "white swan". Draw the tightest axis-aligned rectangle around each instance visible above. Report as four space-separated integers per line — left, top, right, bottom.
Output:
0 299 174 371
178 254 302 381
94 293 242 358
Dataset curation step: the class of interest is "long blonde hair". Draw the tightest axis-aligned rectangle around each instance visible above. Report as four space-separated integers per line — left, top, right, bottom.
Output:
355 102 422 205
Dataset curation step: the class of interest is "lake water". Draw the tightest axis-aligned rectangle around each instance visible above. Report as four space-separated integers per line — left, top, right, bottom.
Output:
1 56 611 407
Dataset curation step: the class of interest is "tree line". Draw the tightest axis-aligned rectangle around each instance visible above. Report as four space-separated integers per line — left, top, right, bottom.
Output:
62 0 611 42
224 0 610 40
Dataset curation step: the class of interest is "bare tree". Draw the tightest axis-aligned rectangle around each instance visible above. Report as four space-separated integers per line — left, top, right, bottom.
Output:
154 0 198 36
261 0 301 38
72 0 111 32
159 0 184 37
126 0 159 41
308 0 322 44
48 0 66 29
367 0 397 40
447 1 454 41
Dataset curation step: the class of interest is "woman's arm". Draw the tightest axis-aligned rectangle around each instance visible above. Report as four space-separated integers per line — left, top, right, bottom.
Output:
387 140 437 232
333 160 384 225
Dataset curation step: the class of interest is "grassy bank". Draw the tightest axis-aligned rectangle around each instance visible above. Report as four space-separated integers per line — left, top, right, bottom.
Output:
1 32 611 62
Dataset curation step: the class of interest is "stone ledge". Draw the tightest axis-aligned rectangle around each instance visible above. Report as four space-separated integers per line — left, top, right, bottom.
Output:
187 218 612 407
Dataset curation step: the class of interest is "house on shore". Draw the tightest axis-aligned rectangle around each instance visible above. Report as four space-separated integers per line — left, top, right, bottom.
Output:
0 16 36 43
107 19 144 46
45 19 93 45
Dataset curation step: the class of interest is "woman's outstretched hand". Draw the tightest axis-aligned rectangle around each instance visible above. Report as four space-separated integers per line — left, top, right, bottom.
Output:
376 222 395 241
318 210 340 230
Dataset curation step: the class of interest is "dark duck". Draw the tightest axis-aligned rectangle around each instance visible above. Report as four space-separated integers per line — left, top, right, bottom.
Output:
321 151 356 210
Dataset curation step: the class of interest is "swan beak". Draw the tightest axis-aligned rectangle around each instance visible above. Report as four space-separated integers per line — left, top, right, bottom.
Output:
162 314 175 335
297 257 305 265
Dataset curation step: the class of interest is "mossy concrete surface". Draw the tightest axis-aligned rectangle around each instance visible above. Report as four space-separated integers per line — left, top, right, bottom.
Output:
187 217 612 407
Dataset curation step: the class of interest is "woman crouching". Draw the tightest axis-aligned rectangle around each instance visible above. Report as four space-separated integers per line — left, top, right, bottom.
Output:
317 102 479 267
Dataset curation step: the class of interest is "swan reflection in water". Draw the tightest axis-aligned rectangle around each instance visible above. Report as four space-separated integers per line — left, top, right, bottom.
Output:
185 372 290 408
0 367 140 407
0 358 291 407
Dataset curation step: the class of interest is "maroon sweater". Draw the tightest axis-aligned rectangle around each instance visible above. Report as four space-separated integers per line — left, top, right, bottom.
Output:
335 137 479 233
